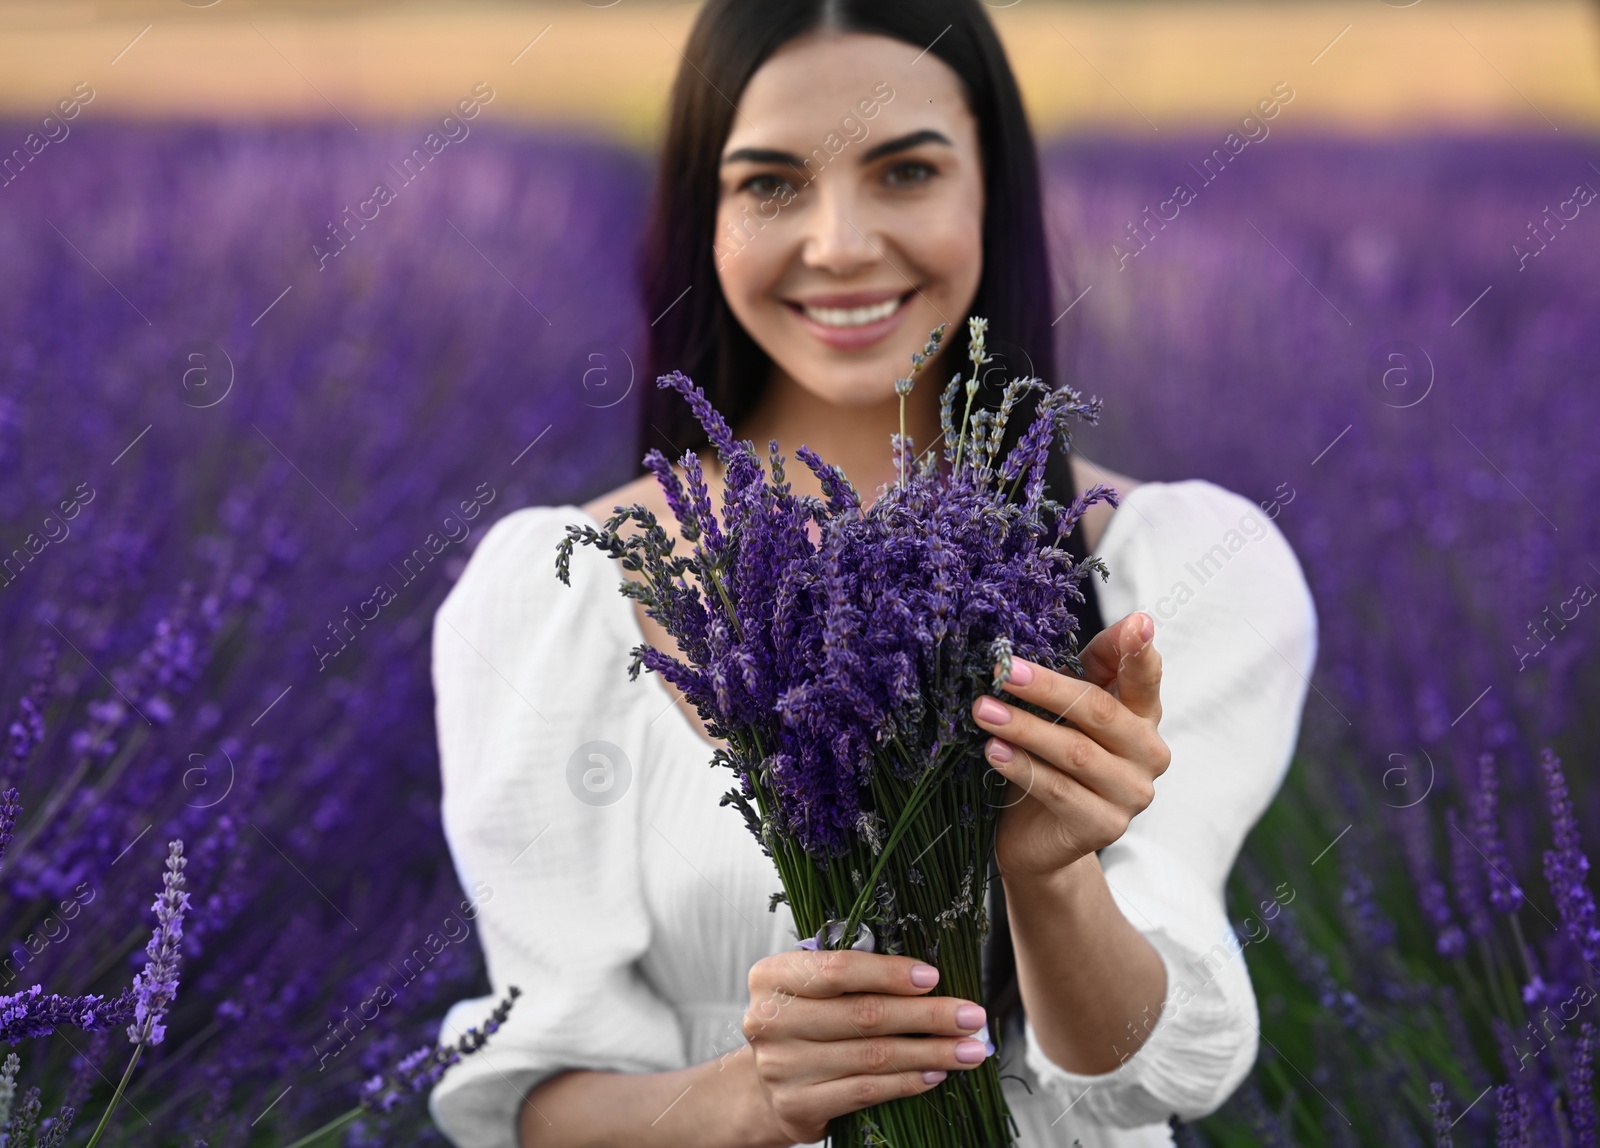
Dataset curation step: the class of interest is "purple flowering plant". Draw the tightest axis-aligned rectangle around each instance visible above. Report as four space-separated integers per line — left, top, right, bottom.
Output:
558 315 1116 1147
281 986 521 1148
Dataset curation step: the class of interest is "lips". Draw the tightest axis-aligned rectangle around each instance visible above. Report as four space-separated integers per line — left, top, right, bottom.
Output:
785 289 916 349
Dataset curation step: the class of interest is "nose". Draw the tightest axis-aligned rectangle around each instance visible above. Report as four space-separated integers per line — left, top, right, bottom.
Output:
800 180 877 276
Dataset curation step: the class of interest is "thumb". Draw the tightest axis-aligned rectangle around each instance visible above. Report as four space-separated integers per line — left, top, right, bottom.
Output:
1079 613 1162 722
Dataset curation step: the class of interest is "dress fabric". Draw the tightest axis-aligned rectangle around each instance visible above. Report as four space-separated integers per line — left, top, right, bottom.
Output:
426 478 1319 1148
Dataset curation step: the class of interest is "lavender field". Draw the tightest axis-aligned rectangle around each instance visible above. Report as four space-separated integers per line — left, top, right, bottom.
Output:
0 120 1595 1145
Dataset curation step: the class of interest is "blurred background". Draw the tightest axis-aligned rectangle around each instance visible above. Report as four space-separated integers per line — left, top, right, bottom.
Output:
1 1 1597 1145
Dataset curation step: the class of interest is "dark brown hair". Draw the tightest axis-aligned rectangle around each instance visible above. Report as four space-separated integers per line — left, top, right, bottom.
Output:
634 0 1070 469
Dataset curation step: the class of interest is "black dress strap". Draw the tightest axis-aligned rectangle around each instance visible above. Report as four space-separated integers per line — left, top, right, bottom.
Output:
983 440 1109 1047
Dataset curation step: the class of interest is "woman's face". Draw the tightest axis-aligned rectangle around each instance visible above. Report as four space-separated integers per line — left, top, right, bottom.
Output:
714 30 985 408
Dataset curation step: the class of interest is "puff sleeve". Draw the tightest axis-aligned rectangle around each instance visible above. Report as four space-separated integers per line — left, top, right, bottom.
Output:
427 507 689 1148
1022 480 1319 1125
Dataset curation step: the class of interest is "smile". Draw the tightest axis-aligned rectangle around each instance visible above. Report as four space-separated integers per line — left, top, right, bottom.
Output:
799 293 909 328
785 289 916 349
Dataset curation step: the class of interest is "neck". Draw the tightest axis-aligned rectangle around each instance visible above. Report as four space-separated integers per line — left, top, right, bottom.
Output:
721 360 949 511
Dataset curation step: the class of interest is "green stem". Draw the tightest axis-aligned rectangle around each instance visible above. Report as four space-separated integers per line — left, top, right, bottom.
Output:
898 391 907 489
840 753 953 944
84 1042 142 1148
953 386 978 476
280 1106 364 1148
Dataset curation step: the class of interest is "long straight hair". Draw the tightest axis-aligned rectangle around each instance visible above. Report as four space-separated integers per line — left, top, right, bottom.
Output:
634 0 1070 469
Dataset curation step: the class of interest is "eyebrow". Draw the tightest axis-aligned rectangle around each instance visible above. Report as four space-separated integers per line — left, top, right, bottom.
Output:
721 128 954 168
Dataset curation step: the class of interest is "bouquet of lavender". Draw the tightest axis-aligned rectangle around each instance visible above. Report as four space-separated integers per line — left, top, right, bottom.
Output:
558 316 1112 1147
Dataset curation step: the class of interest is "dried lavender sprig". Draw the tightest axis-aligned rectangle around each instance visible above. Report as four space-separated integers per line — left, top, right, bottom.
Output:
951 315 990 474
894 323 947 487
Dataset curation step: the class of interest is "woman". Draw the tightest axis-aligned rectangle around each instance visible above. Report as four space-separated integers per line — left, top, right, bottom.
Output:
428 1 1317 1145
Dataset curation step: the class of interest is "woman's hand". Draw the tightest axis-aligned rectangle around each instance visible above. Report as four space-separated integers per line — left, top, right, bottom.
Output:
972 612 1171 879
741 950 990 1145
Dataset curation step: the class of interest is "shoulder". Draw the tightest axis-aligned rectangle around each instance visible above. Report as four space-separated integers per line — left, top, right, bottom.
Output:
436 503 629 650
1099 478 1317 648
447 504 582 603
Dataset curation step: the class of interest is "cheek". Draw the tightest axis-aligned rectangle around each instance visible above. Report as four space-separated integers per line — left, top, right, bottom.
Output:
900 185 983 294
714 201 793 321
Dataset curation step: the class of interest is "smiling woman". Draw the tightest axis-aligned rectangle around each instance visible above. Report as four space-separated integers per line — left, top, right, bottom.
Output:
425 2 1318 1147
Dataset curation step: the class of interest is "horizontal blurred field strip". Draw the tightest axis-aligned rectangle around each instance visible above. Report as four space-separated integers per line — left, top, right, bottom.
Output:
0 0 1596 140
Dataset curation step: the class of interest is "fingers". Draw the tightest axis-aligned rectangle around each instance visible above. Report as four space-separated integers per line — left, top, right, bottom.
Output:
979 729 1158 818
985 740 1146 843
754 991 987 1043
772 1030 993 1089
764 1056 956 1139
750 949 941 1002
976 685 1158 799
989 659 1149 761
1076 613 1163 723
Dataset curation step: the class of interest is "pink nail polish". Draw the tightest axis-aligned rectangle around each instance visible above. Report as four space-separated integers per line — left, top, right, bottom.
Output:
955 1004 986 1029
975 696 1008 725
1009 659 1034 686
955 1040 989 1064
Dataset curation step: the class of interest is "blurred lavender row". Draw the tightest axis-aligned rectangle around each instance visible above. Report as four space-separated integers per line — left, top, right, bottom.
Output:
0 121 1594 1144
1046 134 1599 1145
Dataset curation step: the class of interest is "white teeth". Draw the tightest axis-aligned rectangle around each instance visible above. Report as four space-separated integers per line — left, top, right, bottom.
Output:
801 296 903 328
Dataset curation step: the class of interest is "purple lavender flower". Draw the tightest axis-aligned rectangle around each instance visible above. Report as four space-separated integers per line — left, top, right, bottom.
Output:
0 789 18 873
1474 754 1525 915
1570 1022 1596 1148
1446 805 1492 943
1495 1083 1521 1146
1430 1081 1452 1147
127 839 190 1047
0 984 135 1045
1538 748 1600 966
348 988 521 1124
5 1084 41 1146
0 1051 18 1129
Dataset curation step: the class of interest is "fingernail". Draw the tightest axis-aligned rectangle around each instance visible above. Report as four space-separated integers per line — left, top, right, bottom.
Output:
1008 659 1034 686
955 1004 986 1030
922 1069 948 1084
986 739 1014 764
911 963 940 987
974 696 1009 725
955 1040 989 1063
1139 613 1155 643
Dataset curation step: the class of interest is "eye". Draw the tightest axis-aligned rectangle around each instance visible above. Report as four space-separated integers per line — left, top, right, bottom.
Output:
884 160 936 187
737 172 797 198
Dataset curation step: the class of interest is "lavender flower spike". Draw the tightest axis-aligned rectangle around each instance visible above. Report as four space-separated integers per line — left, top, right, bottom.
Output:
1 984 135 1044
0 788 18 873
127 840 190 1047
0 1051 18 1129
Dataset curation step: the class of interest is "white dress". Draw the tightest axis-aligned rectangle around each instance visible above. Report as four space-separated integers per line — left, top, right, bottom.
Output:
426 479 1318 1148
